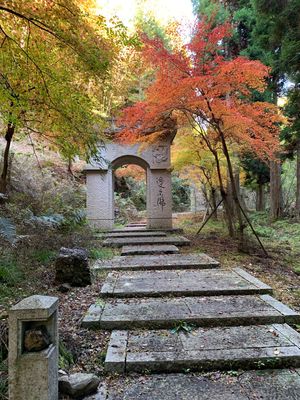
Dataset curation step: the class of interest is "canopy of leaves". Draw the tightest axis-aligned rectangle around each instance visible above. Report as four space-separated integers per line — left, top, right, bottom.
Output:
118 19 282 161
0 0 138 160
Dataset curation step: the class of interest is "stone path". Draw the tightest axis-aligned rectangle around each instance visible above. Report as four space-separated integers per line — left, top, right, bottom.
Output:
83 227 300 399
103 235 190 247
121 244 180 256
93 253 219 271
105 324 300 373
111 227 183 233
82 294 299 329
100 268 272 297
88 370 300 399
105 231 167 238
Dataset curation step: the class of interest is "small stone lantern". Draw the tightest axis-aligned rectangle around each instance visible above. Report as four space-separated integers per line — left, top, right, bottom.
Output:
9 295 59 400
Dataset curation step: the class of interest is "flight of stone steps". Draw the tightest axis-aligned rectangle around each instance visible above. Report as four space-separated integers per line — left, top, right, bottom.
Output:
83 224 300 399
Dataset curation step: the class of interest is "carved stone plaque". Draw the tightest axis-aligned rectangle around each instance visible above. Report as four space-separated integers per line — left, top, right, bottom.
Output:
152 145 168 164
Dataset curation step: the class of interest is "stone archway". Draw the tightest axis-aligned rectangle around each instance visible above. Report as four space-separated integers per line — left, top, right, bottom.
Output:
85 140 173 230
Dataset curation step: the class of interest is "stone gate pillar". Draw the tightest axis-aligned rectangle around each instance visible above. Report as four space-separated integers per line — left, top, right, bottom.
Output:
86 168 114 229
147 169 172 229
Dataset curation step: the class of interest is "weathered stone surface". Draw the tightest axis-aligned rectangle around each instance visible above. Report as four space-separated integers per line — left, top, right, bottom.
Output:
105 231 167 238
58 283 72 293
104 236 190 247
121 245 179 256
93 253 219 272
9 295 58 400
81 294 300 329
111 227 183 233
55 247 91 287
86 370 300 400
105 324 300 373
100 268 272 298
24 325 51 352
59 373 100 398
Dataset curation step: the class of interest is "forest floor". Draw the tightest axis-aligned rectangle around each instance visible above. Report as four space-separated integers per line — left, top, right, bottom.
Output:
1 212 300 399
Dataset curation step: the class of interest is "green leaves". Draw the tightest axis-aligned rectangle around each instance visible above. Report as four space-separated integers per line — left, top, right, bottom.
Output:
0 0 140 165
171 321 196 334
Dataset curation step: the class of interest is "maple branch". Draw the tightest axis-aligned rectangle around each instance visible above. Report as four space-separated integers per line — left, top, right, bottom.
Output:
0 23 53 103
55 2 77 17
0 5 84 59
0 6 62 39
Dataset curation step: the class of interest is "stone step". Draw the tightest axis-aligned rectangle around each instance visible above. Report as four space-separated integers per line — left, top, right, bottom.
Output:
104 231 167 238
111 227 184 233
93 253 220 272
103 236 190 247
81 294 300 329
90 369 300 399
100 268 272 298
126 223 147 227
121 245 180 256
105 324 300 373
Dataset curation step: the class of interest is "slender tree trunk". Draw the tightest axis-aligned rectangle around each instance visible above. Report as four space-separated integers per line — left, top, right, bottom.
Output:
0 122 15 193
213 150 235 237
256 184 265 211
270 160 283 220
219 132 245 247
296 142 300 219
210 187 218 220
67 157 74 177
226 169 235 219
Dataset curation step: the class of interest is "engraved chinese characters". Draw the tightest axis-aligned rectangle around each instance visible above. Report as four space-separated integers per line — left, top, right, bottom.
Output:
156 176 166 211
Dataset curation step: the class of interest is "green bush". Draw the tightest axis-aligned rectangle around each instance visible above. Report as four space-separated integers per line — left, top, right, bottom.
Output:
0 257 22 286
89 248 115 260
59 341 74 370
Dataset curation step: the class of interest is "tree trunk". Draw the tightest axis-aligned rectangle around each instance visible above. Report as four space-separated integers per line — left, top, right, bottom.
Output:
296 142 300 219
270 160 283 220
210 187 218 220
219 132 245 247
213 150 235 237
0 122 15 193
256 184 265 211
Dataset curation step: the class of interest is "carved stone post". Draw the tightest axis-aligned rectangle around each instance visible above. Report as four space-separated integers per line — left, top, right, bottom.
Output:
9 295 59 400
148 169 173 229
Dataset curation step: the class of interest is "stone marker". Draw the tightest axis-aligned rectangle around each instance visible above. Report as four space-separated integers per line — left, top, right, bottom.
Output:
81 294 300 329
93 253 220 271
91 370 300 400
103 235 190 247
55 247 91 287
105 324 300 373
121 244 180 256
100 268 272 298
9 295 58 400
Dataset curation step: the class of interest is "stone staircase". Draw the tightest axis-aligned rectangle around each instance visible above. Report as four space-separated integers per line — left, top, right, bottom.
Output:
83 227 300 399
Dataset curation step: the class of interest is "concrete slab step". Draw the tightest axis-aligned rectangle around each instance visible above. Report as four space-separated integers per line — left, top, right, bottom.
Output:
126 223 147 227
105 324 300 373
87 369 300 399
93 253 219 272
111 227 184 233
100 268 272 298
81 294 300 329
121 245 179 256
103 236 190 247
104 231 167 238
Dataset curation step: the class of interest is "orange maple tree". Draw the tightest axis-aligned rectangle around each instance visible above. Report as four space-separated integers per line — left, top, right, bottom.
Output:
118 20 282 244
